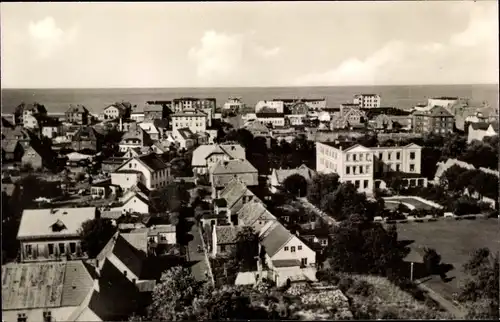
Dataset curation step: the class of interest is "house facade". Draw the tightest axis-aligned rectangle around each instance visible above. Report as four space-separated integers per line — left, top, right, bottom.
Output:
255 100 284 114
17 207 97 262
171 110 207 134
71 126 101 151
172 98 216 113
119 124 152 152
223 97 244 112
467 123 498 143
412 106 454 134
353 94 381 108
316 141 423 194
191 143 246 175
256 113 285 128
21 145 47 169
209 159 259 196
65 104 90 125
111 153 171 191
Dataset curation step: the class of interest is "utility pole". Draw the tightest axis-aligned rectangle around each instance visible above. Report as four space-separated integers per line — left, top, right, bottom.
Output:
410 262 414 282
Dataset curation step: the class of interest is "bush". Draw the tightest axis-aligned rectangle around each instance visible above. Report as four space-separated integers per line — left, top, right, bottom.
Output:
350 280 374 297
380 308 399 319
338 277 354 293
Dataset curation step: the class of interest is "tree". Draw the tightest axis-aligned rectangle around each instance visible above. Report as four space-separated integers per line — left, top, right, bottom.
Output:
147 266 202 321
459 248 499 319
440 133 466 161
320 182 369 221
232 226 259 272
150 183 190 213
423 248 442 275
282 174 308 197
307 173 340 206
78 218 116 258
327 218 409 275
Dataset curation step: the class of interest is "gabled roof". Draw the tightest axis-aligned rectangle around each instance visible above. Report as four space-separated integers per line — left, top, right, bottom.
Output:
144 104 164 112
215 225 241 244
259 223 293 257
2 139 21 153
238 200 276 228
192 143 246 167
469 122 491 131
177 127 194 140
219 178 259 210
17 207 96 240
430 106 453 117
136 153 170 171
1 261 94 310
112 234 146 279
210 159 257 175
72 126 99 142
67 104 89 114
273 164 315 184
120 124 151 145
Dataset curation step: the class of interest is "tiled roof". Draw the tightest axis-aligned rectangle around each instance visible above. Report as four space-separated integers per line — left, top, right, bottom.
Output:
143 104 164 112
153 119 169 128
177 127 194 140
259 223 292 257
215 225 241 244
121 230 149 254
274 164 314 184
430 106 453 117
112 234 146 279
272 259 301 268
238 201 275 228
137 153 169 171
1 261 94 310
17 207 96 240
210 159 257 175
219 179 249 208
72 126 99 142
319 140 358 150
148 224 176 234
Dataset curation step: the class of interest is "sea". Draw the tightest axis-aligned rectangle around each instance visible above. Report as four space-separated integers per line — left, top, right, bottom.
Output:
1 85 498 114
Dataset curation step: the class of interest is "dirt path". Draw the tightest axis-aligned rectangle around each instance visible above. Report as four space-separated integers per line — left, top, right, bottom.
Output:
415 279 467 319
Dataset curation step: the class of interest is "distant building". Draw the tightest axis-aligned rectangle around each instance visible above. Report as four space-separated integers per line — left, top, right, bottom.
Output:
143 103 167 120
467 122 498 144
244 120 271 138
411 106 454 134
2 139 23 162
119 123 153 152
256 113 285 128
209 159 258 196
427 97 459 110
191 143 246 175
65 104 90 125
21 145 52 169
353 94 381 108
17 207 97 262
223 97 245 112
103 102 131 120
14 102 48 126
255 100 285 114
71 126 102 152
171 109 207 134
316 141 423 194
111 153 171 191
269 164 315 193
212 225 241 257
172 97 216 113
371 114 412 131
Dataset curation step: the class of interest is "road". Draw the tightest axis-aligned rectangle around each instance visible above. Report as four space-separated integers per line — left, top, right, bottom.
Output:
298 197 338 226
186 218 214 284
415 279 467 319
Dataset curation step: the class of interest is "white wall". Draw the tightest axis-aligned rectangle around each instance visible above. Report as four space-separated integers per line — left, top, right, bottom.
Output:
111 172 140 190
270 235 316 267
3 306 79 322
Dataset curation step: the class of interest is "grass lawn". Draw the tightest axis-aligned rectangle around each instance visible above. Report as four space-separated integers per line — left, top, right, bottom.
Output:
395 218 500 302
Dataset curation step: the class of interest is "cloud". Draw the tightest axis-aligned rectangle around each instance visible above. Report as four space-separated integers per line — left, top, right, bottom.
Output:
294 3 498 86
254 45 281 58
188 30 245 82
28 16 77 59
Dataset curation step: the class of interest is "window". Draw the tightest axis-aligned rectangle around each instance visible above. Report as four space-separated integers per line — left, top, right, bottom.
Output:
410 152 415 160
346 166 350 174
160 234 167 241
396 164 401 172
48 244 54 256
284 246 289 251
366 165 371 173
379 152 383 159
353 154 357 161
129 163 132 168
291 246 296 252
346 154 351 161
396 152 400 160
355 180 360 188
17 313 27 322
59 243 65 254
43 311 52 322
321 239 328 246
360 153 364 161
359 166 364 174
388 152 392 160
220 245 226 252
25 244 32 256
410 164 415 172
301 258 308 266
70 242 76 254
363 180 368 189
298 245 302 250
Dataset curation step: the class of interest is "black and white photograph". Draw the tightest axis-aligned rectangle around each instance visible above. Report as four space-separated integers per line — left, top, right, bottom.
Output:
1 1 498 321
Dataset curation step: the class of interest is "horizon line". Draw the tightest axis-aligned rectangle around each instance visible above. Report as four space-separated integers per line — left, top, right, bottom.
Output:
1 83 498 90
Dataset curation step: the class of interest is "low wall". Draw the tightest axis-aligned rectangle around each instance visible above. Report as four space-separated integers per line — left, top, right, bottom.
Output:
384 195 443 209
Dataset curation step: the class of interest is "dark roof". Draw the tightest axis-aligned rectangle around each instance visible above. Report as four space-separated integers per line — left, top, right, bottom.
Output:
256 112 285 118
72 126 99 142
1 117 14 128
153 119 169 128
272 259 301 268
341 103 361 107
260 223 292 257
137 153 169 171
214 198 227 207
319 140 358 150
66 104 89 114
177 127 194 140
470 122 491 130
215 225 241 244
430 106 453 117
355 93 379 97
144 104 164 112
111 235 146 279
432 96 458 100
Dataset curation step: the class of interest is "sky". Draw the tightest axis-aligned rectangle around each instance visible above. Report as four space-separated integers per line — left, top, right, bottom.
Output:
1 1 498 88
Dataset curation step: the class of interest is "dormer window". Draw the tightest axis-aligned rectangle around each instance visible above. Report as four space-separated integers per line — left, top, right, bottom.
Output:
51 220 66 232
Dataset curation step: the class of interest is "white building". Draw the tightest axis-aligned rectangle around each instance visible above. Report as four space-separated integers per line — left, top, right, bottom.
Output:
103 104 126 120
17 207 97 262
255 100 284 114
285 114 306 126
467 123 498 144
427 97 459 110
256 113 285 128
111 153 171 191
138 121 161 141
223 97 245 112
316 141 423 194
353 94 381 108
171 109 207 134
192 143 246 175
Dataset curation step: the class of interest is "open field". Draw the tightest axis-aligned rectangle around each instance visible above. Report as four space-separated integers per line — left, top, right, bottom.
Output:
396 218 499 301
